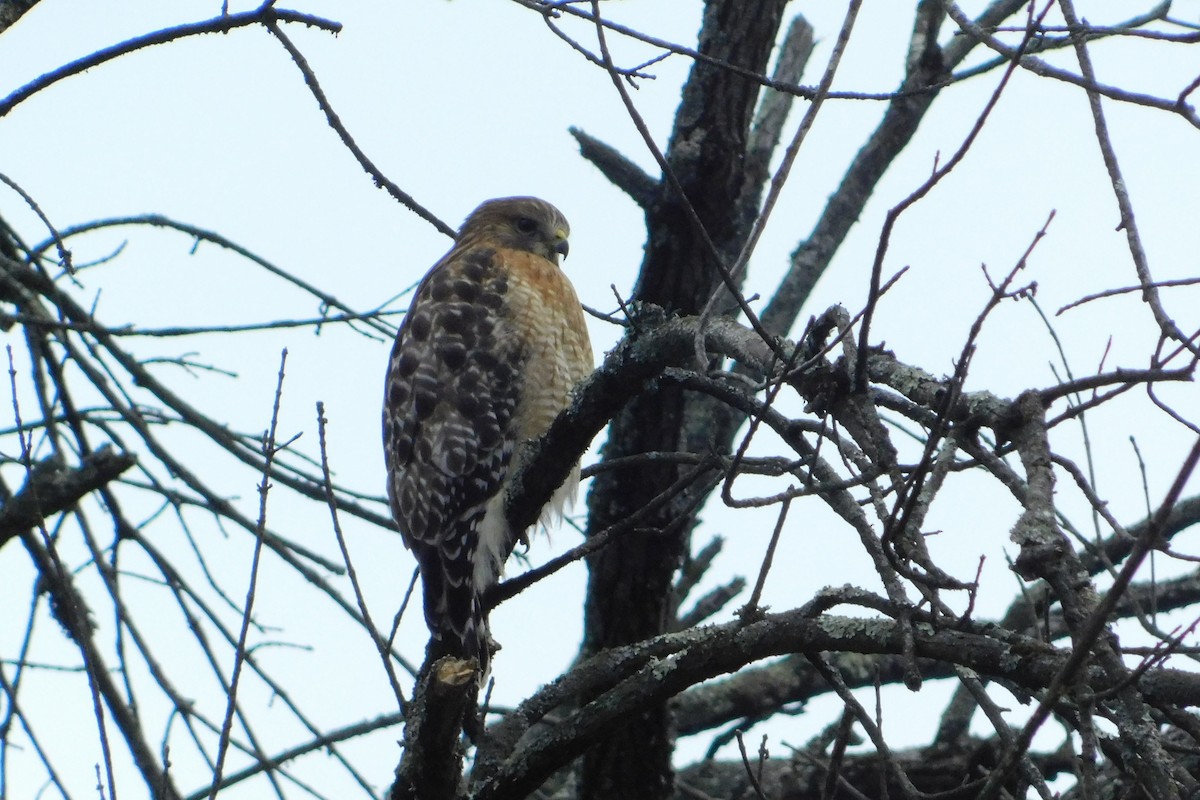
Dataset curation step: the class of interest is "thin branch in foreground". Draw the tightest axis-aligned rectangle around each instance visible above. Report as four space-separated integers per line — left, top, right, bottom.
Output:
953 667 1054 799
1058 0 1198 357
0 171 70 272
186 712 405 800
208 349 288 800
944 2 1200 126
804 654 922 800
2 309 402 339
0 7 342 118
316 401 407 712
854 1 1050 390
734 730 769 800
34 214 398 339
1056 276 1200 315
0 654 74 799
739 498 790 620
265 22 454 238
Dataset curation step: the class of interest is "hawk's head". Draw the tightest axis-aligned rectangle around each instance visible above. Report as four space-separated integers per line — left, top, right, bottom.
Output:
458 196 570 265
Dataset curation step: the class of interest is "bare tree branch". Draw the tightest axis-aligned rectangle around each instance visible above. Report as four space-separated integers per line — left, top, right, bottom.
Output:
0 447 135 549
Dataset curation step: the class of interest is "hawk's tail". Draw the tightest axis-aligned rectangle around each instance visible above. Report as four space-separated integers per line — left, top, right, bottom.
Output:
419 553 491 677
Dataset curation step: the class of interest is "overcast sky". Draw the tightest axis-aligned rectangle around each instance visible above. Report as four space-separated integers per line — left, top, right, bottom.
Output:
1 2 1198 797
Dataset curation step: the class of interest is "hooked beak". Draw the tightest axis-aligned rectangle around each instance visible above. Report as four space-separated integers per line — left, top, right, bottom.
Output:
552 230 570 260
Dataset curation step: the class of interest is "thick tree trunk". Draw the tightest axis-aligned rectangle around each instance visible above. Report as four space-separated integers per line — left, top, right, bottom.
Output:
580 2 788 797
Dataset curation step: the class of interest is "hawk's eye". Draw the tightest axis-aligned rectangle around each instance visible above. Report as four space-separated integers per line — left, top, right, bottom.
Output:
515 217 538 235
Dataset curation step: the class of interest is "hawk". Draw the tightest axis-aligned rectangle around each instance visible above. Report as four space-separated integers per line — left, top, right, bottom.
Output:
383 196 593 674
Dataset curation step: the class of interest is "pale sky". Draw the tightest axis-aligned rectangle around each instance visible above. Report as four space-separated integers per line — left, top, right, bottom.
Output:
1 2 1198 797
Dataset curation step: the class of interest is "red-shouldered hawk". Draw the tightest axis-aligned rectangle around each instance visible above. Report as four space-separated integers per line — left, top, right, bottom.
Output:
383 197 593 674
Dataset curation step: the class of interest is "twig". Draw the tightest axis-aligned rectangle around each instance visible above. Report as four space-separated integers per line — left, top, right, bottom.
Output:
1056 276 1200 315
740 497 791 620
0 8 341 118
36 213 398 340
854 2 1051 390
315 401 407 712
820 708 856 800
490 463 718 607
944 3 1200 127
208 349 288 800
0 172 70 272
1057 0 1198 356
266 23 454 237
803 654 921 800
734 730 769 800
189 711 404 800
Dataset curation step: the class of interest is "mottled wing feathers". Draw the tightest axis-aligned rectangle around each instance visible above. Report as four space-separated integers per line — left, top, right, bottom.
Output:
384 248 522 657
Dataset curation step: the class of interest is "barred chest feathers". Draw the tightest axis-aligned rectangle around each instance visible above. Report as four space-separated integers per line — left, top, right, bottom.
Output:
471 249 592 591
